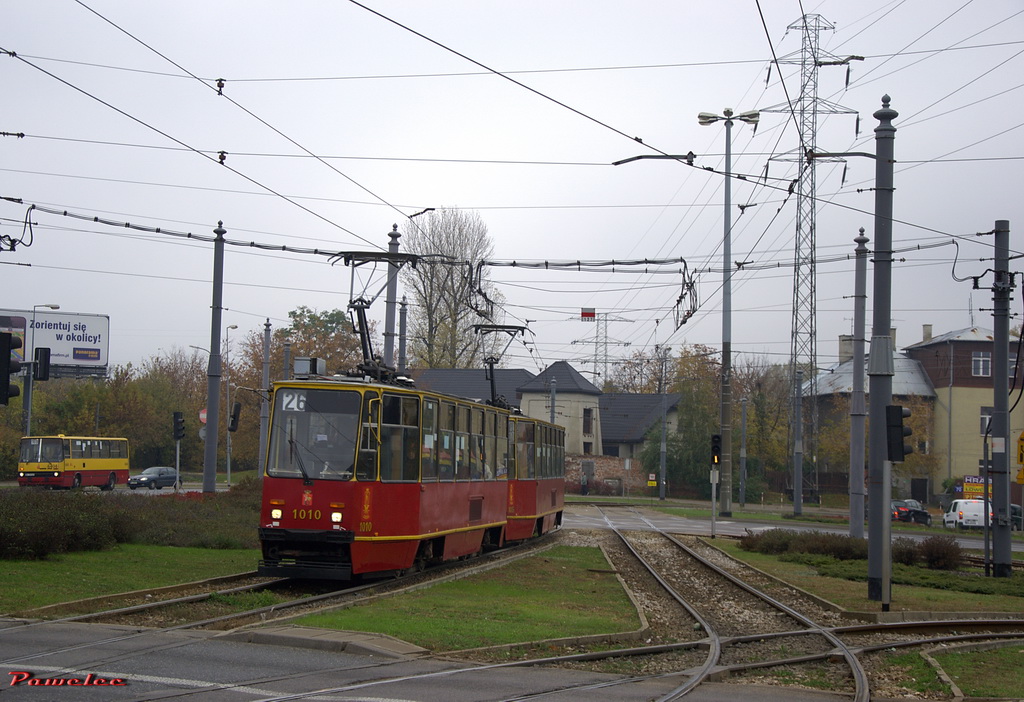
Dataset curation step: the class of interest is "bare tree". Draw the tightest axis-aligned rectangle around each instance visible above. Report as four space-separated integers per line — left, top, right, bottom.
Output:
400 208 504 369
608 349 663 393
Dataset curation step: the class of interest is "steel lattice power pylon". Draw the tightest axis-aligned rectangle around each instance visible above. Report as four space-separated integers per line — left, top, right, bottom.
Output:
762 14 860 495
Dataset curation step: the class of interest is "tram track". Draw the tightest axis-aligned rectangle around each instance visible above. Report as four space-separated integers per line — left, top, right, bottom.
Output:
3 507 1023 700
0 532 560 670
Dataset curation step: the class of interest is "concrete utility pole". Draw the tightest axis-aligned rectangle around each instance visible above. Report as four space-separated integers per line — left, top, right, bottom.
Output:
793 370 804 516
739 397 748 507
867 97 898 602
850 229 869 539
991 219 1013 577
398 297 408 374
202 222 227 494
658 346 669 501
259 318 270 479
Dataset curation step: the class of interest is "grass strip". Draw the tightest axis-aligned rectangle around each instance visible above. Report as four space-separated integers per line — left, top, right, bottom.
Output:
292 545 639 651
932 645 1024 698
2 544 258 613
712 539 1023 612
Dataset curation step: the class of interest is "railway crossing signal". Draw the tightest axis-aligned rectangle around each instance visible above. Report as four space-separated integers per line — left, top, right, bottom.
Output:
1 332 22 405
885 405 913 462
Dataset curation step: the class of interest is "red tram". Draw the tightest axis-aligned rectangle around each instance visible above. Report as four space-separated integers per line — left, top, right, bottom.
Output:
258 373 565 580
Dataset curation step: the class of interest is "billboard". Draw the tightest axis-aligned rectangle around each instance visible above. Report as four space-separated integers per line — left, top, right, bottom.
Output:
0 309 109 378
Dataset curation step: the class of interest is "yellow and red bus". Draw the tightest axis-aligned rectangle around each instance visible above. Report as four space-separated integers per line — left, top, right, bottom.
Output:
17 435 130 490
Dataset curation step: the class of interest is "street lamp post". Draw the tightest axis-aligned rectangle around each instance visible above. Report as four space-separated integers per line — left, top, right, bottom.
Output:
225 324 238 488
698 107 759 518
23 303 60 435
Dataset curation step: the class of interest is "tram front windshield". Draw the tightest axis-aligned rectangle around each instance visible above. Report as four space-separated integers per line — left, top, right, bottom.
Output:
267 388 360 481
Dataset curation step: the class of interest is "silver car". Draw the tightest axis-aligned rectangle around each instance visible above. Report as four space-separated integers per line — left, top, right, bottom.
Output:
128 466 179 490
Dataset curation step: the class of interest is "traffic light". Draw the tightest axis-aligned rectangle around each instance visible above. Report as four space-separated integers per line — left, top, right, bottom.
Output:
1 332 22 405
885 405 913 462
711 434 722 465
33 347 50 381
173 411 185 441
227 402 241 432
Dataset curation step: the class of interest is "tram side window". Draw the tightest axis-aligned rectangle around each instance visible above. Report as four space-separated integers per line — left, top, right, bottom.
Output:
496 414 508 479
516 421 535 479
483 411 496 480
380 394 420 482
541 425 550 478
421 398 438 481
439 402 455 481
455 406 470 480
470 408 484 480
556 429 565 476
356 393 379 481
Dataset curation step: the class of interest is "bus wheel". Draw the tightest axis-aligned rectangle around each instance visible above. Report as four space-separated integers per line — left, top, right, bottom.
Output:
101 473 116 491
71 474 81 489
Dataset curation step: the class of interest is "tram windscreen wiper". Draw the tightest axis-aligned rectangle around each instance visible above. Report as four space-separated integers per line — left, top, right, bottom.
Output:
288 434 315 486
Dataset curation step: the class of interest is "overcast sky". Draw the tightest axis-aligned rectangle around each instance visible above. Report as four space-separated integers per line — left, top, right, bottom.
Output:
2 1 1022 380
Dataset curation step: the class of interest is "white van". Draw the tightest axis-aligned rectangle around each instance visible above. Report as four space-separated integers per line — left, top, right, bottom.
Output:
943 499 990 530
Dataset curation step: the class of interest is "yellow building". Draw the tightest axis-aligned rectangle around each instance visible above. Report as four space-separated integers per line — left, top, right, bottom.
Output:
903 325 1024 503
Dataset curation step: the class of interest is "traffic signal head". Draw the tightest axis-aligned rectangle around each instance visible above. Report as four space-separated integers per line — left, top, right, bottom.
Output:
227 402 241 432
711 434 722 464
173 411 185 441
885 404 913 462
33 347 50 381
1 332 23 405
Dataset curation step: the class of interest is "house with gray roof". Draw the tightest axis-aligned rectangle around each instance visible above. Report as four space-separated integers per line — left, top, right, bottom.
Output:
518 361 603 454
599 393 681 458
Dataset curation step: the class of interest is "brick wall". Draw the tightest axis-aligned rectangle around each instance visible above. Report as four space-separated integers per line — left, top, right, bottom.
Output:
564 454 647 496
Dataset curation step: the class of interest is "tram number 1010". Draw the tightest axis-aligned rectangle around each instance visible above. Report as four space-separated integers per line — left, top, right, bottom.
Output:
292 509 322 520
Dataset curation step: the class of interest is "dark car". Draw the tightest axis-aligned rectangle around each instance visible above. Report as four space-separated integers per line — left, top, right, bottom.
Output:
128 466 178 490
892 499 932 526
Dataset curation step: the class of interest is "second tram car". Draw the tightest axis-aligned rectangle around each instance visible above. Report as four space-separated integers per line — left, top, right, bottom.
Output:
258 373 565 580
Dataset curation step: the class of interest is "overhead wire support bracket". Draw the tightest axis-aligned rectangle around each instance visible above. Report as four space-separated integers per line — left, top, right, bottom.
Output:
473 324 528 408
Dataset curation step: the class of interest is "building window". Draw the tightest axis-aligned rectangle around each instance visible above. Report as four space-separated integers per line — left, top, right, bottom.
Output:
972 351 991 377
582 407 593 435
980 406 993 435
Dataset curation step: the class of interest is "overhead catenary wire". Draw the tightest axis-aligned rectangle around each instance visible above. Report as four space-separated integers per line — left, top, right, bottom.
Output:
6 1 1015 374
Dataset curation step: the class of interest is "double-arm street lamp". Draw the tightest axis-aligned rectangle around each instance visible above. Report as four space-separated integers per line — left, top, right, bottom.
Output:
611 108 758 512
698 108 759 518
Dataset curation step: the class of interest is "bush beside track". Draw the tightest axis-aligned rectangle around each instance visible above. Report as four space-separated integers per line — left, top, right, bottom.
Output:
738 528 1024 598
0 477 261 559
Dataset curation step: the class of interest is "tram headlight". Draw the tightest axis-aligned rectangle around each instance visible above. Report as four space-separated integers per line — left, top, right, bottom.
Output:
270 508 283 519
331 512 342 523
53 472 59 477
